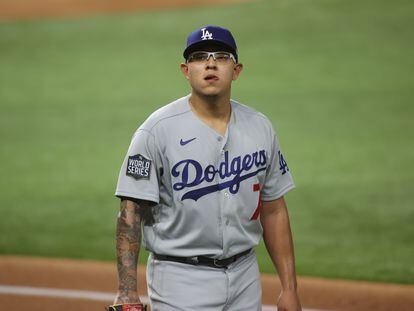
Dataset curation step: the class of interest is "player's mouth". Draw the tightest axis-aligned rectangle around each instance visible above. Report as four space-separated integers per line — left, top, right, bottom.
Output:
204 74 219 82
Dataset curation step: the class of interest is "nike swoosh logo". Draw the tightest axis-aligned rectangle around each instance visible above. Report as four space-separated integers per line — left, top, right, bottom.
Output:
180 137 197 146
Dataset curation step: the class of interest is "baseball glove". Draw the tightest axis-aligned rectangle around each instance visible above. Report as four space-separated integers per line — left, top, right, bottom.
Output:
106 303 147 311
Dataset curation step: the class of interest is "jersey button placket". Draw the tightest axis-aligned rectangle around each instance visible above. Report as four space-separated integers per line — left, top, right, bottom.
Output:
222 143 229 199
215 136 225 252
221 133 231 255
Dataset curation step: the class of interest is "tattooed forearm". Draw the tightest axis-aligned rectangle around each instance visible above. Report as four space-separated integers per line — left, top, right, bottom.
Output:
115 199 145 301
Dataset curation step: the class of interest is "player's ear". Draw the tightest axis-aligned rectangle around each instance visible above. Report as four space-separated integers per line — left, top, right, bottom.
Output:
232 63 243 81
180 63 190 80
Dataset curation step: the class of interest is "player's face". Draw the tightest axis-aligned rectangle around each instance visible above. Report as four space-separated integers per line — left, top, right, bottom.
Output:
180 50 243 98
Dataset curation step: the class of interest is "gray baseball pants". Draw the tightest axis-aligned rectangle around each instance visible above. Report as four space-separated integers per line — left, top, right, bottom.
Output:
146 250 262 311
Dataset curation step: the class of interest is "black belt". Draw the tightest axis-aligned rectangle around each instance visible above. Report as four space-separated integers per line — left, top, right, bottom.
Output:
153 249 252 269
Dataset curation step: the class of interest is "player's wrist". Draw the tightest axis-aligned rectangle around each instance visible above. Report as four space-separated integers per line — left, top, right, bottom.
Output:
114 290 140 304
279 277 298 291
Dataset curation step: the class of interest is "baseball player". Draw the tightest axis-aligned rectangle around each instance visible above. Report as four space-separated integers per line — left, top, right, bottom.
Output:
111 25 301 311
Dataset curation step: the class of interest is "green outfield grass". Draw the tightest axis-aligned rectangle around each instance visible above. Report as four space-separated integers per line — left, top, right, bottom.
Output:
0 0 413 284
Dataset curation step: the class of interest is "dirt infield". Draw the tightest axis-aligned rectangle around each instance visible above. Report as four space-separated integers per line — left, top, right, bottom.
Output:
0 0 249 20
0 256 413 311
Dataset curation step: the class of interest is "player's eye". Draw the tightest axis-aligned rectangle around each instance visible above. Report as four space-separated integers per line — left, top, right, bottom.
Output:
214 52 231 61
188 52 209 62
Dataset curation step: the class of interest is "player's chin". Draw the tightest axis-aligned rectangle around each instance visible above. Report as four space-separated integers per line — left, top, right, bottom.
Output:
202 84 228 95
197 87 221 97
205 89 222 96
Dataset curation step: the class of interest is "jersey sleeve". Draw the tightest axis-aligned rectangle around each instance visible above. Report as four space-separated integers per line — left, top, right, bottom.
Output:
261 130 295 201
115 129 160 204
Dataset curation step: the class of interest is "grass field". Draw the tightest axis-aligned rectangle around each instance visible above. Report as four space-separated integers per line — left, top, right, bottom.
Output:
0 0 413 284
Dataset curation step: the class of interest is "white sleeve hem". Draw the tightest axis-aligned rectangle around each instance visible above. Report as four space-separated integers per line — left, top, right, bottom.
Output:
114 190 160 204
261 183 296 202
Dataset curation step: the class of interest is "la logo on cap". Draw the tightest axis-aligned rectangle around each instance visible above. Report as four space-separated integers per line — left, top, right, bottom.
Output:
201 27 213 40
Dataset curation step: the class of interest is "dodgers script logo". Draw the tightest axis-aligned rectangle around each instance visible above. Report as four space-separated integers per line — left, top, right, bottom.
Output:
201 27 213 40
171 150 267 201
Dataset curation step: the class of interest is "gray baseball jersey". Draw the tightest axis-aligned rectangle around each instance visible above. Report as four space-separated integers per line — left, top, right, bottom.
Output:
115 95 294 259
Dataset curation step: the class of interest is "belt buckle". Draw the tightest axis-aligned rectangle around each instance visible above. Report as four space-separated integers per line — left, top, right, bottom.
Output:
213 258 227 268
187 256 199 265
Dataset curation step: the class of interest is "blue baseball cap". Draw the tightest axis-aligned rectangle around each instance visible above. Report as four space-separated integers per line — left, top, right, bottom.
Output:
183 25 238 62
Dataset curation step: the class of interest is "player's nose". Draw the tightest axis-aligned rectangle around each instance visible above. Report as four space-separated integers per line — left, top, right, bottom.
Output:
205 56 217 69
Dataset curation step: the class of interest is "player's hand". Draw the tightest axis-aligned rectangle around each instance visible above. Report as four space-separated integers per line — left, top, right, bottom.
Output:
277 289 302 311
113 290 141 304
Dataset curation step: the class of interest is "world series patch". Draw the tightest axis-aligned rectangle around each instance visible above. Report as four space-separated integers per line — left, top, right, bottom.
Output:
126 154 151 180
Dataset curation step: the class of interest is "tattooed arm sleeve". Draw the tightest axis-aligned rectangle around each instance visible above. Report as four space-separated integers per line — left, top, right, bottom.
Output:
114 198 151 304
